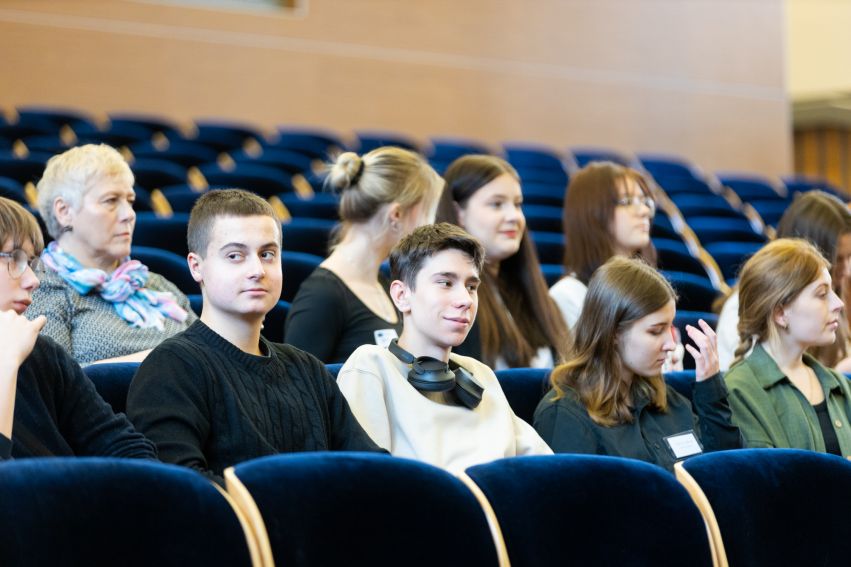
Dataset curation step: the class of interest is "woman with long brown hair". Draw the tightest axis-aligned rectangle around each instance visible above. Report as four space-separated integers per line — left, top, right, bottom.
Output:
549 161 657 328
436 154 569 369
534 256 740 471
725 238 851 455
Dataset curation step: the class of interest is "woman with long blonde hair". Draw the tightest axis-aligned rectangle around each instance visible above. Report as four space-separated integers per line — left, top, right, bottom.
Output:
725 238 851 455
534 256 740 471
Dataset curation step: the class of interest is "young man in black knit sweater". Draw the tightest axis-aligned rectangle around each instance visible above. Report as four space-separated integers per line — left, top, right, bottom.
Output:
127 189 381 484
0 197 155 460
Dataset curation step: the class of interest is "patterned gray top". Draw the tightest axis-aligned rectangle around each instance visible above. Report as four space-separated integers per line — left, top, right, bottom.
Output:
26 267 197 365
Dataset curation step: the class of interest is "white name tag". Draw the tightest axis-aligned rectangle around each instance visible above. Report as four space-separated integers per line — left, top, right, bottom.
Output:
664 430 703 460
373 329 399 348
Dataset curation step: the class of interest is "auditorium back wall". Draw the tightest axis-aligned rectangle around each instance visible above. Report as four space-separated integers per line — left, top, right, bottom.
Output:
0 0 790 177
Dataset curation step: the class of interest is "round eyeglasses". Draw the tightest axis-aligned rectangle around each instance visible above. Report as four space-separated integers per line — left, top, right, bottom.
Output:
0 249 43 279
615 195 656 217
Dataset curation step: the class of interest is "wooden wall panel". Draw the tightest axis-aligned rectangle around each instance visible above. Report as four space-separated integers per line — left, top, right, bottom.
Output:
0 0 790 177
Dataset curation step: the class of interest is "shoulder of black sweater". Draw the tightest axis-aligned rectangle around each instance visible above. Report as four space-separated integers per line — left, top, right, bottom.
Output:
267 341 333 378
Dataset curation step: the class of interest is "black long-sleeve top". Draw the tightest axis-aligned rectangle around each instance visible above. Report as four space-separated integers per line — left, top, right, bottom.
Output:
285 268 402 363
533 373 742 472
0 335 156 460
127 320 383 485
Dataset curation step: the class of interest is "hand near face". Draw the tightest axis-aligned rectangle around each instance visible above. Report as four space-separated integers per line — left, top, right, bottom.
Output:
0 310 46 369
684 319 719 382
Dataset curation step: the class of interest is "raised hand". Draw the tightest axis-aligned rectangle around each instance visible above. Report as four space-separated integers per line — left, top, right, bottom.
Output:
684 319 719 382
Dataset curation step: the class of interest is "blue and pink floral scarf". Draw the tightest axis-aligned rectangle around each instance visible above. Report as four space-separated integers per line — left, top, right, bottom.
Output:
41 242 188 330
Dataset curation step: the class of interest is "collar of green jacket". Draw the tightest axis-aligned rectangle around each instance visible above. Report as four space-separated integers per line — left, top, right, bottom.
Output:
748 343 846 396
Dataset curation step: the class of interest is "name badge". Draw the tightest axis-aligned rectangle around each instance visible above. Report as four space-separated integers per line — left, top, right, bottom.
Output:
374 329 399 348
663 430 703 460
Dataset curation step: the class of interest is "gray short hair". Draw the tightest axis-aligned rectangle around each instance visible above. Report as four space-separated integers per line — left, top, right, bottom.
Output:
36 144 134 239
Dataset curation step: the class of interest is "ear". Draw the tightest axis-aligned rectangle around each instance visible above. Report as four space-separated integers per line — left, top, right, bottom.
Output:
389 279 411 314
772 306 787 330
53 197 73 229
387 202 403 224
187 252 204 284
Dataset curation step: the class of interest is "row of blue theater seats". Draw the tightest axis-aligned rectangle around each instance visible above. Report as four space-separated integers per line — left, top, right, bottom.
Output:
2 447 848 567
84 363 701 427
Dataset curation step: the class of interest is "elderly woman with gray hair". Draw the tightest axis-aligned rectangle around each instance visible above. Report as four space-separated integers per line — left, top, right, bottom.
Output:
27 144 196 365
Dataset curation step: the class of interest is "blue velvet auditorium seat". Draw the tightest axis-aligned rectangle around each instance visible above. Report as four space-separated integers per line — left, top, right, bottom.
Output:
83 362 140 415
703 240 764 283
225 452 499 567
280 250 323 302
495 368 550 425
675 449 851 567
0 458 258 566
653 237 710 277
463 455 712 567
280 217 335 257
131 245 198 296
662 270 719 312
530 230 564 264
133 212 190 257
197 162 298 198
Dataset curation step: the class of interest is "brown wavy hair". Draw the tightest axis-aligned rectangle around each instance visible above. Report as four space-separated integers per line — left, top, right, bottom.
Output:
550 256 673 426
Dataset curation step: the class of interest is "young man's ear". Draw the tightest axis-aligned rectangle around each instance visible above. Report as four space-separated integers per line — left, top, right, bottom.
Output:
187 252 204 284
389 279 411 314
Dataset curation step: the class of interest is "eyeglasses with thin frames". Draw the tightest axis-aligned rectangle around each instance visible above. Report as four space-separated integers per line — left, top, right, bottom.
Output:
0 249 43 279
614 195 656 217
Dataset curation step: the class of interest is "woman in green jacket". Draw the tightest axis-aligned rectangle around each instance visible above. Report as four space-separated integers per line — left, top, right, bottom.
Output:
725 238 851 457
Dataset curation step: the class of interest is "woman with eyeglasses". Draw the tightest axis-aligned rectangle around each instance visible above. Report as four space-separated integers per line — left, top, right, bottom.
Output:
549 161 658 330
26 144 196 365
435 155 570 369
0 196 156 460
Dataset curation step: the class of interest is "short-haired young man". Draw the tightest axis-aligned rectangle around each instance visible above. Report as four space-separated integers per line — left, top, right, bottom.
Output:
338 222 551 473
127 189 381 484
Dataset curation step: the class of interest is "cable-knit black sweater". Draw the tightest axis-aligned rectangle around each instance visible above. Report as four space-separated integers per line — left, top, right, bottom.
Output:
0 335 156 460
127 320 382 484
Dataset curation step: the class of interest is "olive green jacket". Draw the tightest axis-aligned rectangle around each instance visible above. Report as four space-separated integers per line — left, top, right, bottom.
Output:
724 344 851 458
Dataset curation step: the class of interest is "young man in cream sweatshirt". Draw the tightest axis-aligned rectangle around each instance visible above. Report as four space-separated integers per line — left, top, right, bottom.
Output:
338 222 551 473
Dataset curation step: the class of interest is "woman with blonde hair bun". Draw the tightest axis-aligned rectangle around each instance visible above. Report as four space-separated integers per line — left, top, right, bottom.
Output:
285 147 443 363
725 238 851 456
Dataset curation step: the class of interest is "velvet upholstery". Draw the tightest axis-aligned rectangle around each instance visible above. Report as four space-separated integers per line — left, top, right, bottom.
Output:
680 449 851 567
84 362 140 415
0 458 253 567
280 251 323 302
230 452 498 567
131 245 198 296
495 367 550 425
133 212 190 257
280 218 335 257
663 270 720 312
465 455 712 567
